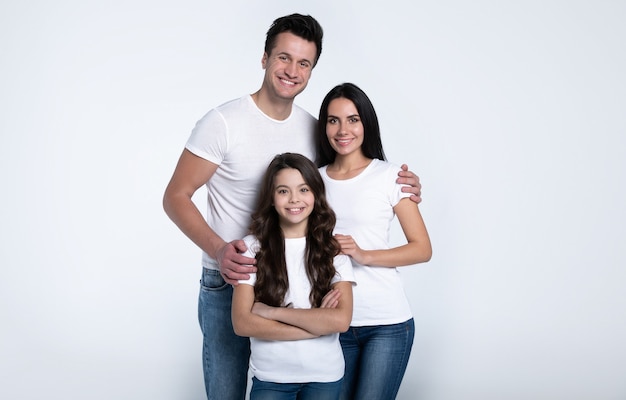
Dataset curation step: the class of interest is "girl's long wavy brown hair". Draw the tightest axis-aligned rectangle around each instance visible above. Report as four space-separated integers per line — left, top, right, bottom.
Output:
250 153 340 307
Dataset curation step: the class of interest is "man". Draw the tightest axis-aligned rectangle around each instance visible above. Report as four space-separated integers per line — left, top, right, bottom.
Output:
163 14 422 400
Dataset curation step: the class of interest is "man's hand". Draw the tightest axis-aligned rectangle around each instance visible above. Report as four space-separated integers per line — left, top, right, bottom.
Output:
397 164 422 204
216 240 257 285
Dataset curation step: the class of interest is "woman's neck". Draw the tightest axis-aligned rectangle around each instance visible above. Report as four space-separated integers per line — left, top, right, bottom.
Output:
327 153 373 180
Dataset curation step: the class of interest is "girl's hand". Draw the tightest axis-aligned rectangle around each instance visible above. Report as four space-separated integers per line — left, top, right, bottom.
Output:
251 302 273 319
320 289 341 309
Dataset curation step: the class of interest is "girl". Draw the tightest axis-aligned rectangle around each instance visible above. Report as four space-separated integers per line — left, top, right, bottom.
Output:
316 83 432 400
231 153 355 400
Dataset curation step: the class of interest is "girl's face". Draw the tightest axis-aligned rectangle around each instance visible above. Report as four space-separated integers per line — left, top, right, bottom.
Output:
325 97 365 157
272 168 315 237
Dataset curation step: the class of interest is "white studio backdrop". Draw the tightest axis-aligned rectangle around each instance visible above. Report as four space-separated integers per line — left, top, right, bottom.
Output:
1 1 625 399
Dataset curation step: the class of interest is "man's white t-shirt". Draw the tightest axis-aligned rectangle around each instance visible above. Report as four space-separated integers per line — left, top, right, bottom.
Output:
185 95 316 270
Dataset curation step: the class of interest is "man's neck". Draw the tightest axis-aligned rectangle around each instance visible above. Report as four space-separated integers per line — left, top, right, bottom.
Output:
251 90 294 121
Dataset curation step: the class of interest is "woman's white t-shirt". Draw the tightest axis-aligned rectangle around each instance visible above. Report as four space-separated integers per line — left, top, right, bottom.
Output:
320 159 413 326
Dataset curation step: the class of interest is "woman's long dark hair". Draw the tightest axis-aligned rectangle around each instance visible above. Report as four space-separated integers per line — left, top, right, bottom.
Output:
315 82 386 167
250 153 340 307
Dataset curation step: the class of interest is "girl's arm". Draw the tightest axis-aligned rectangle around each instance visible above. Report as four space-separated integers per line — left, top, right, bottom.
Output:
251 281 353 336
336 198 432 267
231 283 318 340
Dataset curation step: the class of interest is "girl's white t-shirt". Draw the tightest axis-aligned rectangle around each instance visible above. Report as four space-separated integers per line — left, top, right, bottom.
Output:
239 235 355 383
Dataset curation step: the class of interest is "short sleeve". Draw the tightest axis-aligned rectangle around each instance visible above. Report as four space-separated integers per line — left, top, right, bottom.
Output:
332 254 356 285
237 235 260 286
388 163 412 207
185 109 228 165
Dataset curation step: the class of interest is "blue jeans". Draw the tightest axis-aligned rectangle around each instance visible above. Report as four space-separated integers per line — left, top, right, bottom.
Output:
339 319 415 400
250 376 343 400
198 268 251 400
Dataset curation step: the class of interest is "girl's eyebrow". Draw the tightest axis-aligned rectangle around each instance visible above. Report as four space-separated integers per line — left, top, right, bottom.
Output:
275 183 308 189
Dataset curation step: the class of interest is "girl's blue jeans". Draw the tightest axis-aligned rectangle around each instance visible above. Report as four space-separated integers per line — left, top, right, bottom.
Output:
250 376 343 400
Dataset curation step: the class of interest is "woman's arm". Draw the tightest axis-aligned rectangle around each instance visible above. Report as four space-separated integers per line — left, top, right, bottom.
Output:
251 281 353 336
231 284 318 340
336 198 432 267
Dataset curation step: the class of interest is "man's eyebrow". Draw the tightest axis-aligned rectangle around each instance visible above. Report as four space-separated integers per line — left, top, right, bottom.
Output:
276 51 312 65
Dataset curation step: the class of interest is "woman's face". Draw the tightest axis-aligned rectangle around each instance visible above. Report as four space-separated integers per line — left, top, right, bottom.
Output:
325 97 364 157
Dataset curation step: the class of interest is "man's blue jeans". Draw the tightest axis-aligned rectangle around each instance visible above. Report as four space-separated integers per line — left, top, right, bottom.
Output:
339 319 415 400
198 268 250 400
250 376 343 400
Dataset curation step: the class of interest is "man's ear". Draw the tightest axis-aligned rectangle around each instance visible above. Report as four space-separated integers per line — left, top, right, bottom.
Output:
261 52 268 69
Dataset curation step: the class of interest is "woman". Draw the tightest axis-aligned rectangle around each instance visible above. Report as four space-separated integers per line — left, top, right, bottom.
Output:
316 83 432 400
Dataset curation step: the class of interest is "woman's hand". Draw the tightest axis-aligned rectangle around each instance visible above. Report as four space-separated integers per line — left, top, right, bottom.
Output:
335 234 368 265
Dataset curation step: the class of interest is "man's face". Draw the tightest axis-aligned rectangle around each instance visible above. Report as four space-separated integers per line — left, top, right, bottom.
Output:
261 32 318 101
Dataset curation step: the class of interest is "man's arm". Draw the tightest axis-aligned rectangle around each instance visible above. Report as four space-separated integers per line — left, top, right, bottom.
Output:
163 149 256 284
397 164 422 204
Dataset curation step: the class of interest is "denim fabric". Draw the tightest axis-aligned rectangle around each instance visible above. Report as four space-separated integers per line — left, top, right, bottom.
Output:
339 319 415 400
198 268 251 400
250 376 343 400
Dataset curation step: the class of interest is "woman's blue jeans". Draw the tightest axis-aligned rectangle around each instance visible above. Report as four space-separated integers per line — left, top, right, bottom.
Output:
250 376 343 400
339 319 415 400
198 268 251 400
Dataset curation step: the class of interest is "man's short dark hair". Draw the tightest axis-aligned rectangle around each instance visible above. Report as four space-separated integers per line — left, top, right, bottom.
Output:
264 14 323 67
